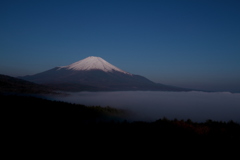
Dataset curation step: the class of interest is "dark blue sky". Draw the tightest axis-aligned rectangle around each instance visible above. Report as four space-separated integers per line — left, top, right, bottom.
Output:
1 0 240 92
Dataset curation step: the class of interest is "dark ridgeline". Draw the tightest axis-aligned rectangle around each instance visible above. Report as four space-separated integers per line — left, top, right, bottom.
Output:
0 74 57 95
2 94 239 150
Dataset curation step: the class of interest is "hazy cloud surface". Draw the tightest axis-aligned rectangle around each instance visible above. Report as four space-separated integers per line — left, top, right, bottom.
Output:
53 91 240 123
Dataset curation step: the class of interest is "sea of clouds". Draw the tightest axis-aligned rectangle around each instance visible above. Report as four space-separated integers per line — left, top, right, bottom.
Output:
51 91 240 123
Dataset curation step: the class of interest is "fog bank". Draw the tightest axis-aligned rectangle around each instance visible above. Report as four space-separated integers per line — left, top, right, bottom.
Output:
52 91 240 123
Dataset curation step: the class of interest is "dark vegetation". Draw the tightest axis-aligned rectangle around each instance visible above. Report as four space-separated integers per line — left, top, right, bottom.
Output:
2 94 239 150
0 74 57 94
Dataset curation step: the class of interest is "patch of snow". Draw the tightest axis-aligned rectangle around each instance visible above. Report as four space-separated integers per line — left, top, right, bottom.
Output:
59 56 132 75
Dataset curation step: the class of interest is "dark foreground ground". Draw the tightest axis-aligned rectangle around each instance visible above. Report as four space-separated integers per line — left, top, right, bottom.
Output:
2 94 240 156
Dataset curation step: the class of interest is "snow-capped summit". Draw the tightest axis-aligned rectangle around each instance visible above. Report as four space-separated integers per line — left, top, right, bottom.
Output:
59 56 131 75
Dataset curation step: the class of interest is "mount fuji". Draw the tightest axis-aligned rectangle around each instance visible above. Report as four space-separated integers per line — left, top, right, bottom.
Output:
20 56 190 91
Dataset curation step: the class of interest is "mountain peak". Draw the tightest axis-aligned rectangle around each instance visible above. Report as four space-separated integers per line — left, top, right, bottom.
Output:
59 56 131 75
20 56 191 92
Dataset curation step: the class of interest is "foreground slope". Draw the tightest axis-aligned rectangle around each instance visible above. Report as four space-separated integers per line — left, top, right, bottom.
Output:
2 94 239 148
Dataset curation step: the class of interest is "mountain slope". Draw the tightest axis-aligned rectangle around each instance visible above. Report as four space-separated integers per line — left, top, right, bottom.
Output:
20 56 190 91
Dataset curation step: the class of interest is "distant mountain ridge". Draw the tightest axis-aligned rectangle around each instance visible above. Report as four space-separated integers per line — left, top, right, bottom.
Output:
0 74 56 94
20 56 191 92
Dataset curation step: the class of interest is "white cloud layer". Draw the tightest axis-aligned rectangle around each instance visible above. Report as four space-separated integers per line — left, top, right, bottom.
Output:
52 91 240 123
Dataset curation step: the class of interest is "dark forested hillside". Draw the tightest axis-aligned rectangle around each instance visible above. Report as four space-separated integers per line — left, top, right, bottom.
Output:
1 94 125 124
2 94 239 150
